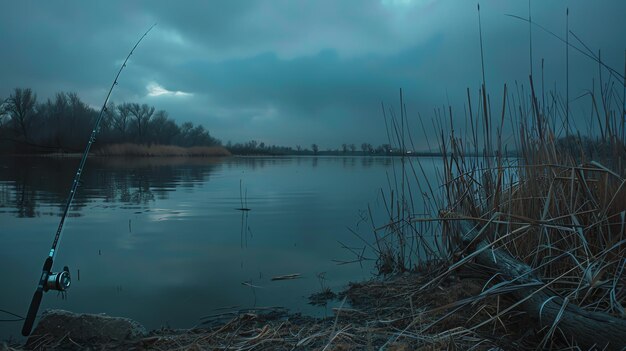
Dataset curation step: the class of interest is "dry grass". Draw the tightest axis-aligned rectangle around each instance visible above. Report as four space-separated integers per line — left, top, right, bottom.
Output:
95 143 231 157
20 272 530 350
435 80 626 314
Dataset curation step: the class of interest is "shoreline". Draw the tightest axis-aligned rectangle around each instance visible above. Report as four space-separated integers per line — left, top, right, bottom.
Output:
9 272 535 350
0 152 512 158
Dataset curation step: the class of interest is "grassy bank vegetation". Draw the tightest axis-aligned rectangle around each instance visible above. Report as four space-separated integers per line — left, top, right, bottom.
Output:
95 143 231 157
351 21 626 351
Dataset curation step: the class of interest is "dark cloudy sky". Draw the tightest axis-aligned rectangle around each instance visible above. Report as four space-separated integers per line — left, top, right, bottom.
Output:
1 1 625 149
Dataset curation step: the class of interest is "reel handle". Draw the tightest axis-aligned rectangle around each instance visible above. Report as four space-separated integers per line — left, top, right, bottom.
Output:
21 288 43 336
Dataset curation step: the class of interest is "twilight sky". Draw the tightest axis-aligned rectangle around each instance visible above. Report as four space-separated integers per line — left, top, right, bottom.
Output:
1 1 625 149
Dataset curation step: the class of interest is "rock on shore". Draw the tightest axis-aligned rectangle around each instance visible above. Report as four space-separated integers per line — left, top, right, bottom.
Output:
25 309 146 349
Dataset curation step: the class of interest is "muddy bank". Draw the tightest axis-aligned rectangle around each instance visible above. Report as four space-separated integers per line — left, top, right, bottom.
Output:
5 271 545 350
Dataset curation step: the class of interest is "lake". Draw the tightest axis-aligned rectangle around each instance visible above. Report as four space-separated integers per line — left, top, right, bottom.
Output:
0 155 442 341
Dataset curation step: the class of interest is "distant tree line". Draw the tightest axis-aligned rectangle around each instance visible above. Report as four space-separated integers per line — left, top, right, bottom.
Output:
225 139 418 156
0 88 221 153
0 87 445 157
226 140 298 155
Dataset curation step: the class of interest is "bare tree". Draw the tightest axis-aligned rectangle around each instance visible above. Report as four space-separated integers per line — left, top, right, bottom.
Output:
124 103 155 142
0 98 9 143
112 103 132 138
361 142 373 155
5 88 37 140
175 121 219 147
311 143 319 155
0 98 8 127
66 92 95 144
148 110 179 144
37 92 69 147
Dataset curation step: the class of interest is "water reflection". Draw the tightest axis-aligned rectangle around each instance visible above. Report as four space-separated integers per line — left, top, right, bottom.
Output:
224 156 294 170
0 157 221 217
238 180 252 248
0 156 398 218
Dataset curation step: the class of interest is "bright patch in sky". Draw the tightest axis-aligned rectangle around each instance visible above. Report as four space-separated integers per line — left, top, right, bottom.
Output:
160 29 186 46
146 82 191 97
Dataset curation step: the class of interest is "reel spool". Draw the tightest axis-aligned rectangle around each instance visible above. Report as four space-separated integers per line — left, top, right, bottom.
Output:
45 266 71 292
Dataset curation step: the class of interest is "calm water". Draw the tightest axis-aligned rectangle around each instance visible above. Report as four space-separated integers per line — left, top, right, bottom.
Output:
0 155 441 341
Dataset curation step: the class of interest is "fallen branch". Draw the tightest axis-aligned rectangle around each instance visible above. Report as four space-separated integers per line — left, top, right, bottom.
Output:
456 219 626 350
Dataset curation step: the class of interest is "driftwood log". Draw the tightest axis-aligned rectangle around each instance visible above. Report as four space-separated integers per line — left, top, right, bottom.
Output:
457 220 626 350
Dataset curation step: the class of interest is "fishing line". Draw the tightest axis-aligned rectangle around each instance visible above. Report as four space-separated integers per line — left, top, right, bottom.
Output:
21 24 155 337
0 308 25 322
505 13 625 82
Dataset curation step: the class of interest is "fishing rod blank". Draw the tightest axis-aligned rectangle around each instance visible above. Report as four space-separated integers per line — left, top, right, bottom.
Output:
21 24 155 337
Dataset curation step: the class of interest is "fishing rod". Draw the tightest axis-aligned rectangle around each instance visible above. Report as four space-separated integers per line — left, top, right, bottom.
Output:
21 24 155 337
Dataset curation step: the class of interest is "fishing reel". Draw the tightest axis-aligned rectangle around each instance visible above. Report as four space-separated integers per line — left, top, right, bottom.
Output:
44 266 71 292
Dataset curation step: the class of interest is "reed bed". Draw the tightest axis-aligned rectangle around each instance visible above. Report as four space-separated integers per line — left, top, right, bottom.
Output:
95 143 231 157
360 20 626 349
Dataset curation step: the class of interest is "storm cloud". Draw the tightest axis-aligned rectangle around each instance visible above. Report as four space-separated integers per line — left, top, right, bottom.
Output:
1 0 625 148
